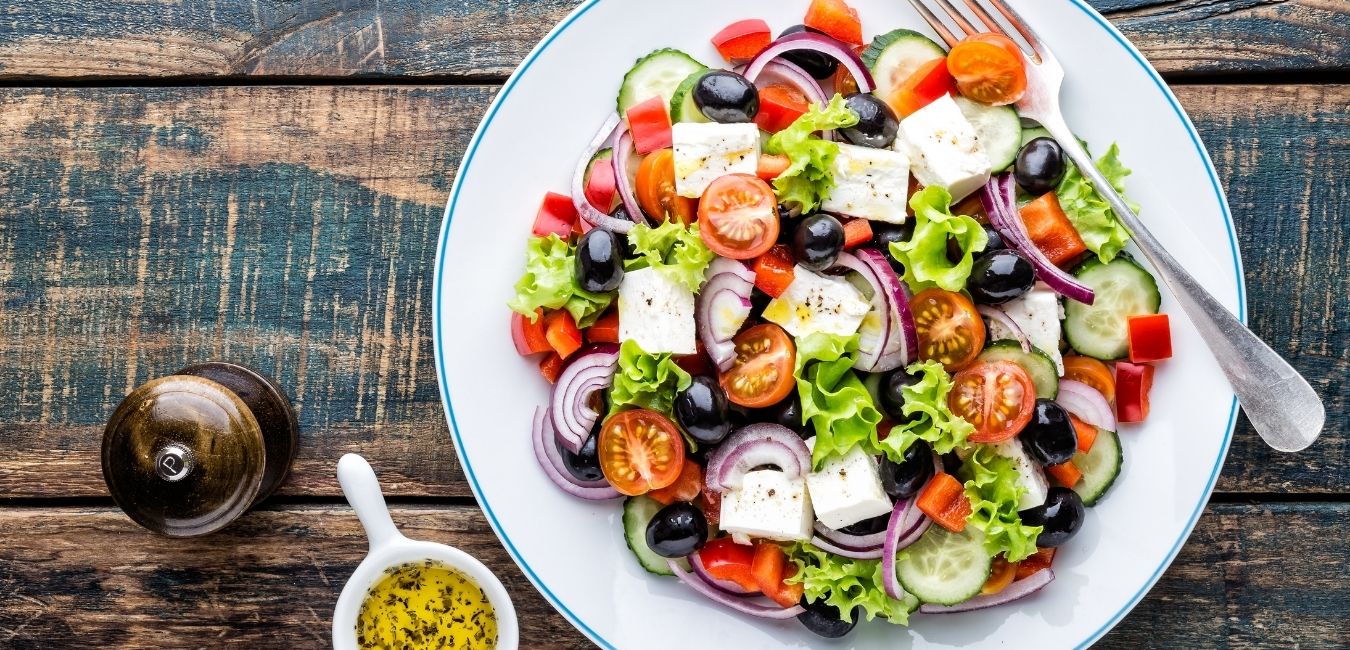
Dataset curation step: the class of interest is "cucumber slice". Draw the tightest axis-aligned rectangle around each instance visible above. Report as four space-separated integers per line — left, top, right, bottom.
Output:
896 526 992 605
623 496 673 576
954 96 1021 172
1020 126 1052 147
1073 428 1122 506
978 340 1059 399
1064 256 1161 360
617 49 708 116
863 29 946 103
669 70 712 124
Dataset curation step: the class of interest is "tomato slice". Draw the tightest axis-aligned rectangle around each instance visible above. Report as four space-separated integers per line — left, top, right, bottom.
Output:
949 360 1036 443
721 324 797 408
887 57 956 117
1127 313 1173 363
756 153 791 181
598 409 686 496
1015 547 1056 580
625 96 673 155
647 459 703 505
754 84 810 134
585 309 620 344
1062 355 1115 403
699 537 760 593
946 33 1028 106
981 555 1017 595
910 288 986 371
635 149 697 224
711 19 772 63
698 174 780 260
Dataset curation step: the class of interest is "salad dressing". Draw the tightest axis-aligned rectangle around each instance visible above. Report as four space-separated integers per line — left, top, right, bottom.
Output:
355 560 497 649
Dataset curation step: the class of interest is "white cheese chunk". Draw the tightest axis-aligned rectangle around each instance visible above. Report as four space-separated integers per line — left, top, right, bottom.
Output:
820 143 911 224
990 438 1049 511
672 122 760 198
805 445 893 530
617 267 696 355
897 94 992 201
720 470 814 543
761 267 870 338
986 282 1065 374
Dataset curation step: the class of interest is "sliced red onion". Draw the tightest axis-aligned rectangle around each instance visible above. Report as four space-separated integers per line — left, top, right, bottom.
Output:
612 126 646 225
667 559 805 619
835 249 916 372
572 114 634 233
813 521 885 551
1057 379 1117 430
549 344 619 453
891 514 932 552
705 424 811 493
742 59 827 107
918 569 1056 614
744 31 875 93
977 304 1031 353
811 536 883 560
982 174 1094 305
689 552 754 596
532 407 621 500
697 264 755 373
709 256 756 284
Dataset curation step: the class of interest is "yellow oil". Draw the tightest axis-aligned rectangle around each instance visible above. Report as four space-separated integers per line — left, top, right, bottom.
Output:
355 560 497 649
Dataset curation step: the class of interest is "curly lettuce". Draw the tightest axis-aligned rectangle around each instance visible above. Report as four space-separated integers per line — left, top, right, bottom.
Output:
958 445 1043 562
876 360 975 460
623 221 716 293
507 234 613 326
888 186 988 293
764 94 861 212
608 340 692 416
786 542 915 625
793 333 884 469
1057 142 1137 263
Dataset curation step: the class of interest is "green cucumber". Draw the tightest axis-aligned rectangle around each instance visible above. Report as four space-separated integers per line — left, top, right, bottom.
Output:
863 29 946 103
954 96 1022 172
617 49 708 116
623 496 673 576
978 340 1059 399
1063 255 1161 360
896 526 992 605
1020 125 1053 147
669 70 712 124
1072 428 1122 506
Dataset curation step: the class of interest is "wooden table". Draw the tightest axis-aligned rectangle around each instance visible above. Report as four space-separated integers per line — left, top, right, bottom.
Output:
0 1 1344 647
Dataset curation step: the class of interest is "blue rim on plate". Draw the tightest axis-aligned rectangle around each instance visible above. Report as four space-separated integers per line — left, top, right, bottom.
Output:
431 1 1245 647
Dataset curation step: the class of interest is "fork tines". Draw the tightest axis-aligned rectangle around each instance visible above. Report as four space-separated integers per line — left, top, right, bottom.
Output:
905 0 1045 63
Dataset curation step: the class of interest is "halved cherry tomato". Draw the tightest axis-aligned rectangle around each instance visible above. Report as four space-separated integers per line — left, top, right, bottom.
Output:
1015 547 1056 580
840 217 873 249
636 148 697 224
751 542 804 608
946 33 1027 106
532 192 577 238
982 555 1018 595
910 288 986 371
699 537 760 592
1127 313 1173 363
1047 459 1082 487
626 96 673 154
648 459 703 505
544 310 582 360
711 19 772 63
804 0 863 47
916 471 972 532
539 353 565 383
511 309 551 356
698 174 780 260
1070 414 1098 454
887 57 956 117
1020 193 1086 266
754 84 810 133
751 245 796 298
756 154 791 181
598 409 686 496
585 309 620 344
949 360 1036 443
1063 355 1116 403
721 323 796 408
1115 361 1154 424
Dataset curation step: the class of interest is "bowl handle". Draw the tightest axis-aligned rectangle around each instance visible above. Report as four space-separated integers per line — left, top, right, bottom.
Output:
338 454 403 552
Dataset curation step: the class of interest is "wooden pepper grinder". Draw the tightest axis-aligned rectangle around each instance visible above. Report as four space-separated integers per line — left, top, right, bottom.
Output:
101 362 299 537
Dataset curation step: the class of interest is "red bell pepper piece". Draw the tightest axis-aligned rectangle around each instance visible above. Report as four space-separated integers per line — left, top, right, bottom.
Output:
804 0 863 47
754 84 809 134
751 542 805 608
752 245 796 298
544 310 583 360
1019 192 1087 267
626 96 673 155
511 309 552 356
841 217 873 249
711 19 772 63
532 192 578 239
1127 313 1173 363
584 155 618 211
916 471 972 532
886 57 956 117
1116 361 1155 423
585 309 620 344
756 154 791 181
698 537 760 593
1046 460 1082 487
539 353 565 383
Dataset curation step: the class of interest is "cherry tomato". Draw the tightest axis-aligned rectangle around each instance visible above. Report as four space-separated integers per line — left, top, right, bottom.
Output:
598 409 686 496
910 288 986 371
982 555 1018 595
946 33 1028 106
697 174 780 260
635 148 696 224
647 459 702 505
1062 355 1116 403
948 360 1036 443
721 323 796 408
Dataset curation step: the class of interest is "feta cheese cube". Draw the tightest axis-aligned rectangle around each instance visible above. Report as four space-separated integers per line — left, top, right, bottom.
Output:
617 267 696 354
720 470 814 543
805 445 893 530
820 143 911 224
761 267 870 338
672 122 760 198
897 94 992 201
990 438 1049 511
986 282 1064 374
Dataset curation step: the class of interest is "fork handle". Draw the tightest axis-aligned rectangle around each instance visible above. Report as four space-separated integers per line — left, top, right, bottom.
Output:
1038 113 1324 452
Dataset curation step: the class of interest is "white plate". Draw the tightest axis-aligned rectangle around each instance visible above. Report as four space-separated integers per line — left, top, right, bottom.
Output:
433 1 1244 647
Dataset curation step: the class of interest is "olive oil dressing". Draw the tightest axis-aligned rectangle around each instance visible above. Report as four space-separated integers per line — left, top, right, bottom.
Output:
356 560 497 649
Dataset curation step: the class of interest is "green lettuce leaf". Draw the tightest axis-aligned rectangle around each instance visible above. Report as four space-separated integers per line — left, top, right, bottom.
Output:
958 445 1043 562
793 333 884 469
764 94 861 212
786 542 915 625
876 360 975 459
608 339 692 416
888 185 988 293
506 234 613 326
1056 142 1137 263
623 221 716 293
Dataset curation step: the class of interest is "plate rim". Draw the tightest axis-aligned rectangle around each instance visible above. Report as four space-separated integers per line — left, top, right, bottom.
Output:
430 1 1246 647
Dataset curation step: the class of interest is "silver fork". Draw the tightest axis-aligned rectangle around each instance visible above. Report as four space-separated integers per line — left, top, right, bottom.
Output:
906 0 1324 452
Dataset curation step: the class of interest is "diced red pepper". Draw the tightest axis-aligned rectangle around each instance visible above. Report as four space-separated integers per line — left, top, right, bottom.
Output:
711 19 772 63
1127 313 1173 363
699 537 760 593
1070 414 1098 454
885 57 956 117
626 96 673 155
1116 361 1155 423
1019 192 1087 267
544 310 583 360
756 154 791 181
511 309 553 356
532 192 578 239
841 217 873 249
1015 547 1056 580
916 471 972 532
1047 460 1082 487
754 84 810 134
751 542 804 608
585 309 620 344
539 353 565 383
700 489 722 527
675 349 713 377
804 0 863 47
648 459 702 505
752 245 797 298
584 155 618 211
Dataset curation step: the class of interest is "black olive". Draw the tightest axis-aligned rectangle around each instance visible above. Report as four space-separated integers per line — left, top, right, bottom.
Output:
558 433 604 483
645 502 709 558
967 249 1036 305
574 229 624 293
1019 487 1085 547
776 205 802 245
797 598 859 638
1014 137 1067 195
779 26 839 80
840 93 899 149
838 514 889 536
727 404 754 430
872 221 915 274
792 213 845 271
763 392 812 438
749 286 773 317
693 71 759 124
881 439 934 500
879 367 924 421
946 224 1006 265
674 376 733 445
1021 400 1078 466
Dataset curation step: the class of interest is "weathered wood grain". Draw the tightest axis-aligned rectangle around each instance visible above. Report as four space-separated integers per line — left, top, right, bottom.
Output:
0 1 1344 80
0 503 1343 648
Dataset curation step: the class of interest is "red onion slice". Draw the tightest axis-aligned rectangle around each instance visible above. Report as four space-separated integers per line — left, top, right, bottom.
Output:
835 249 916 372
697 265 755 373
1057 379 1117 430
667 559 806 619
982 174 1093 305
549 344 620 453
705 424 811 493
612 126 646 225
709 256 756 284
572 114 634 233
532 407 621 500
689 552 754 596
918 569 1055 614
977 305 1032 353
811 536 883 560
744 31 875 93
813 521 885 551
881 496 933 600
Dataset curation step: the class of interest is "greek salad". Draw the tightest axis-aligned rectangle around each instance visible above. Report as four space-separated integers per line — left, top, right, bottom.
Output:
508 0 1171 638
